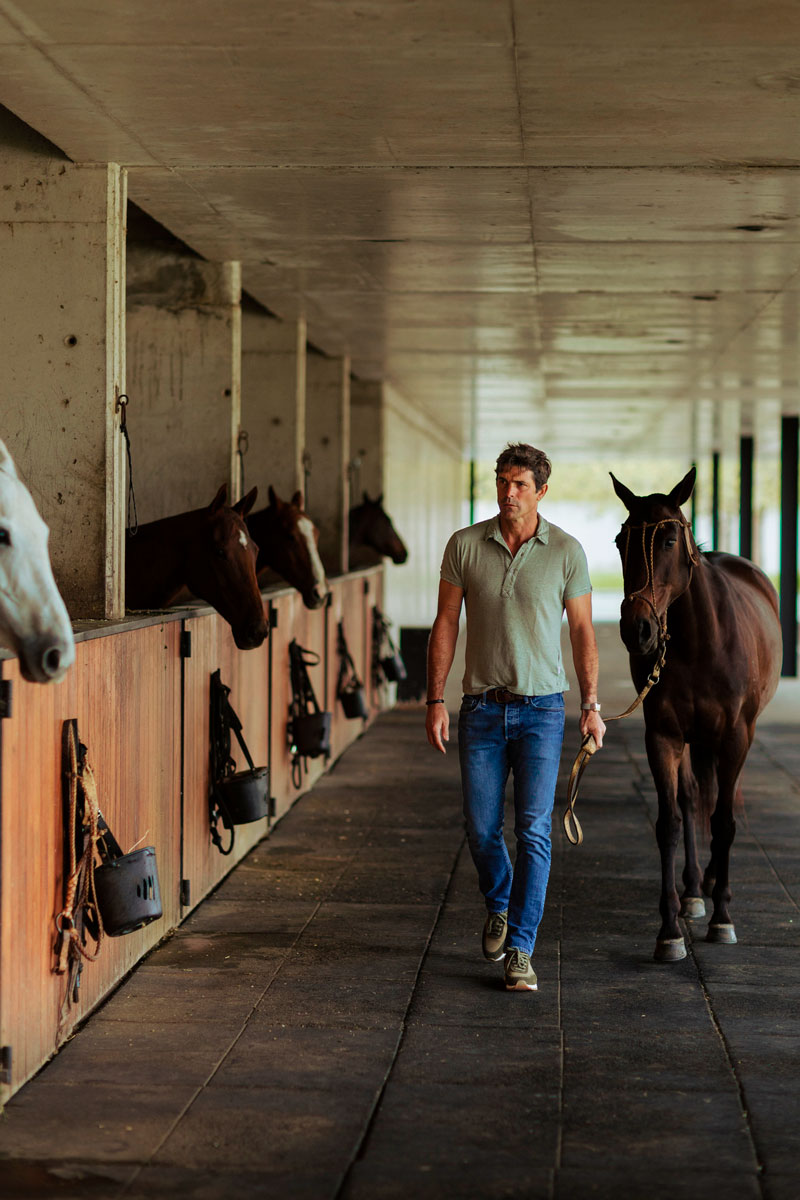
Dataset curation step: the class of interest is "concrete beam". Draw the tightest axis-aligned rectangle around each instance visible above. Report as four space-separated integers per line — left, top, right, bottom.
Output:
241 306 306 505
305 353 350 574
0 144 126 619
126 244 241 523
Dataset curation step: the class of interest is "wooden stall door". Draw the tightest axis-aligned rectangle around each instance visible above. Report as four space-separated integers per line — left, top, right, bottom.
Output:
180 611 270 910
268 590 328 824
0 624 182 1103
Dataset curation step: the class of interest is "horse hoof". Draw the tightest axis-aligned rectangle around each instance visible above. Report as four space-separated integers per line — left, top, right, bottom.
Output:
706 923 737 944
654 937 687 962
680 897 706 919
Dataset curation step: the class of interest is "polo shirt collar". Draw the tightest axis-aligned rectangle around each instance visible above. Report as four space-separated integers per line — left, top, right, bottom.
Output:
486 513 550 547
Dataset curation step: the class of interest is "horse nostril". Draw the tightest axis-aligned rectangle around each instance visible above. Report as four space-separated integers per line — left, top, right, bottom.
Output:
43 648 61 675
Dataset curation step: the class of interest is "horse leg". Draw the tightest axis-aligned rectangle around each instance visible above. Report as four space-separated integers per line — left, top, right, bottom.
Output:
677 747 705 919
706 729 750 945
646 728 686 962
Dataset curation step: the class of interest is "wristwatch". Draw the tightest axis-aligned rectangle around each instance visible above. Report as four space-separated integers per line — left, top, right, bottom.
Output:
580 701 601 712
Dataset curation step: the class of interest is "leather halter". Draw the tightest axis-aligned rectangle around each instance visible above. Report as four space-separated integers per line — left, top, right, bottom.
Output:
620 515 699 642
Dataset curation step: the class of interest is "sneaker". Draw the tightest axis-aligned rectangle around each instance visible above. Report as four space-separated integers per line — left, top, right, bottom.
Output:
504 948 538 991
482 910 508 961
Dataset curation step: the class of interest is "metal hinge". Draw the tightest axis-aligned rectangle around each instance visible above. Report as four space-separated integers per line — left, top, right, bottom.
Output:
180 631 192 659
0 680 11 719
363 578 369 595
269 605 278 630
268 796 276 819
180 879 191 907
0 1046 12 1085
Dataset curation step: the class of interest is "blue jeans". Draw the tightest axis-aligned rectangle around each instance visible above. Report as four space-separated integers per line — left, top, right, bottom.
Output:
458 693 565 956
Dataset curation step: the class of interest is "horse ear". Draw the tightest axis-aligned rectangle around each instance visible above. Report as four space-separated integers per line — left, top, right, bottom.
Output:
668 467 696 509
268 485 278 507
377 493 384 505
362 490 370 504
209 483 228 514
233 487 258 518
291 490 303 509
610 472 636 511
0 439 18 480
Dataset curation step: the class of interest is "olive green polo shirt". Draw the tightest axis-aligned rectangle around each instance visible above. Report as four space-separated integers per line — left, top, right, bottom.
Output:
440 514 592 696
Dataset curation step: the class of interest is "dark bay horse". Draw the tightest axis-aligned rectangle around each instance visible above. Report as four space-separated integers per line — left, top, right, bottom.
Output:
611 468 782 962
349 492 408 568
126 484 268 650
246 487 330 610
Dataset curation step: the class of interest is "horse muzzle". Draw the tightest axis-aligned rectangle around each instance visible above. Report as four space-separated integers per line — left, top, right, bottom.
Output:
17 634 75 684
233 619 269 651
390 544 408 565
619 600 659 656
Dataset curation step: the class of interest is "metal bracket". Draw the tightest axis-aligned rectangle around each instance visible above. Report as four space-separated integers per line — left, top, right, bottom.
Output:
268 796 276 819
0 680 12 719
180 631 192 659
0 1046 12 1085
180 879 191 907
269 605 278 630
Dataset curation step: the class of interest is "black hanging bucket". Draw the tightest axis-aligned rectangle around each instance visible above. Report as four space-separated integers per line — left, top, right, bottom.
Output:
94 845 163 937
292 711 332 758
380 650 407 683
340 681 368 720
218 766 269 824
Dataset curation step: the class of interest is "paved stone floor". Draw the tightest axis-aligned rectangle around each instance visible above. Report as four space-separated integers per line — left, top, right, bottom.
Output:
0 627 798 1199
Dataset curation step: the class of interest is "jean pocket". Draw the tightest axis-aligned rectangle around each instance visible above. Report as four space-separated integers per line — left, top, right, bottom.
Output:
530 692 564 711
460 694 482 714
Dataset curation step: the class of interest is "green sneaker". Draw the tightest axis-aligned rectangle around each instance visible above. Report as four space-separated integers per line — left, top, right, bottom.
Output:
504 948 538 991
482 910 508 961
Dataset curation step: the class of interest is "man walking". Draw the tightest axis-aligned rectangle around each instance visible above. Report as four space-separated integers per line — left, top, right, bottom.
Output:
426 443 605 991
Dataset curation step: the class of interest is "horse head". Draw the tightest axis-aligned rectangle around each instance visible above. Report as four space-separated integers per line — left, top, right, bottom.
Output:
349 492 408 565
611 468 699 656
0 439 75 683
248 488 330 610
184 484 268 650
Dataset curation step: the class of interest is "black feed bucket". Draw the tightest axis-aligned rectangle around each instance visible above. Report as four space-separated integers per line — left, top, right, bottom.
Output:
381 651 407 683
340 682 368 720
94 845 163 937
292 711 332 758
218 766 269 824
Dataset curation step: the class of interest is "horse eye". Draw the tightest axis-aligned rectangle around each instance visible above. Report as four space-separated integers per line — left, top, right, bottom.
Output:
0 528 10 547
664 538 677 548
216 548 226 559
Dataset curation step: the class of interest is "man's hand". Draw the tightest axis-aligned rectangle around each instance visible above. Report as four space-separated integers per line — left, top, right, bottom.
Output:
580 707 606 749
426 703 450 754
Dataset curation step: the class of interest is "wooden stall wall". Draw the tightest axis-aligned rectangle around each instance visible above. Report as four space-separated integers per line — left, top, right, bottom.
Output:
0 624 182 1104
0 566 385 1105
180 609 270 911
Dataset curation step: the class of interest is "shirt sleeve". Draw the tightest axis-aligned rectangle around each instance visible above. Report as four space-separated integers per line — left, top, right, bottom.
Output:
563 539 592 600
440 531 463 588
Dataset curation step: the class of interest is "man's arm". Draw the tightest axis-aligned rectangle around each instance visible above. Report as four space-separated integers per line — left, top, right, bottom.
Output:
425 580 464 754
564 592 606 748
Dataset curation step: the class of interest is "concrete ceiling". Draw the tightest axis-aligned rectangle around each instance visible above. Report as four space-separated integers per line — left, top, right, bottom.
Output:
1 1 800 461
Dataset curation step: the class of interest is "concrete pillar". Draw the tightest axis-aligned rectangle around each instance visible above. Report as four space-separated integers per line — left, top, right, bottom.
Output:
739 435 754 560
0 115 126 619
349 379 384 503
126 233 241 524
780 414 799 678
241 304 306 504
305 352 351 574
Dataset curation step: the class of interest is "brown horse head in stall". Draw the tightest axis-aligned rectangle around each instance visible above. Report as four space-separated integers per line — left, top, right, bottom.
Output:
349 492 408 568
611 467 782 962
126 484 268 650
246 487 330 610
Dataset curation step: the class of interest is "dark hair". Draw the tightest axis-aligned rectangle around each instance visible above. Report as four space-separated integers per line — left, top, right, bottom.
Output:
495 443 552 491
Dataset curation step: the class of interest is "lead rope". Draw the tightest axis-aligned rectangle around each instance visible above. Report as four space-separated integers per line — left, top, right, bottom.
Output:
55 725 105 986
562 517 697 845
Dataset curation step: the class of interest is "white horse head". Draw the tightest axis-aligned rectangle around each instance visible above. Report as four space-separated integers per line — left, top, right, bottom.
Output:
0 439 75 683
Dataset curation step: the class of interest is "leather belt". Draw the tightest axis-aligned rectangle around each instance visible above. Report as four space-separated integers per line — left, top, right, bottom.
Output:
485 688 526 704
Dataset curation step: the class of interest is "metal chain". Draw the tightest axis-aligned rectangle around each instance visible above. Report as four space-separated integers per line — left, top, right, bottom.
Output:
117 394 138 536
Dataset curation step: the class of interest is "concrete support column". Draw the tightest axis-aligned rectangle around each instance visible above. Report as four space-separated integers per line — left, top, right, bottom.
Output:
780 415 799 677
349 379 384 502
0 134 126 618
739 435 754 560
305 353 351 574
711 450 720 550
126 242 241 524
241 305 306 505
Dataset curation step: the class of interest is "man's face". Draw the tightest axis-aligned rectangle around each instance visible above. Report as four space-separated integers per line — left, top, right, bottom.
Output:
496 467 547 522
